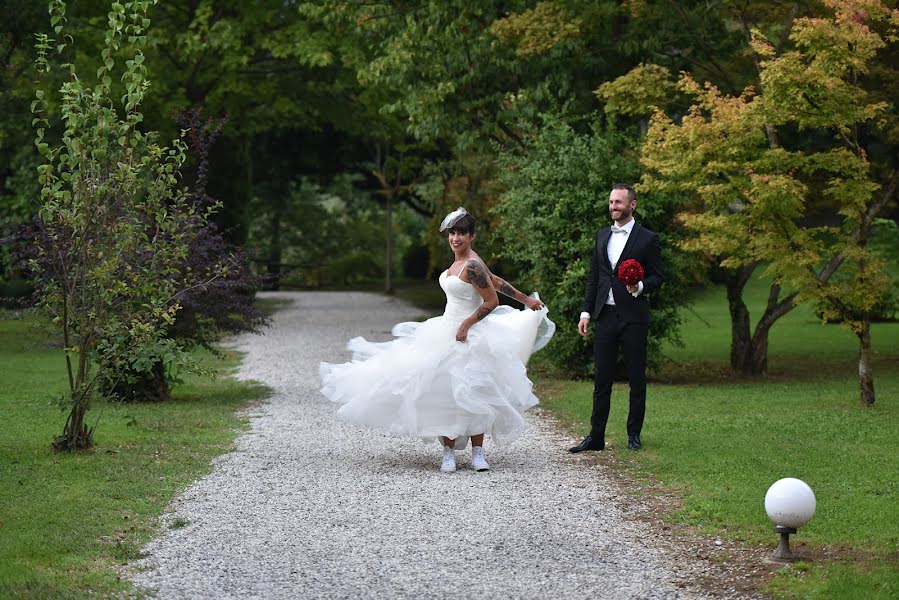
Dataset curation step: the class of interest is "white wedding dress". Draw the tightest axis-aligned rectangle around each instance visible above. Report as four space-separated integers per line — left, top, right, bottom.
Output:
319 271 556 445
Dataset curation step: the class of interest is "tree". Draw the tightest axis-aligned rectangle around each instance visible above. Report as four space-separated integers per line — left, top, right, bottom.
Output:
30 0 221 448
639 0 898 404
370 142 424 293
292 2 767 350
300 0 532 146
107 1 370 249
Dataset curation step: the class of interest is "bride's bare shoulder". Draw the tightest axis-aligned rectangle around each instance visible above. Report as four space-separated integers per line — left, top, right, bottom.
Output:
461 257 490 288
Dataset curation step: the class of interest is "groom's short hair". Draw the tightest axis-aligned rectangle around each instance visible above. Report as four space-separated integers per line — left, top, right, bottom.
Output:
612 183 636 203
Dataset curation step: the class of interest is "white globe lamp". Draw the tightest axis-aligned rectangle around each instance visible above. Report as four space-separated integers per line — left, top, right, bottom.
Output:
764 478 816 561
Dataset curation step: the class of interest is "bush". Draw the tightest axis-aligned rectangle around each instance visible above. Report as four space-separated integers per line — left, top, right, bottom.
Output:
100 110 270 402
103 221 270 402
323 251 383 286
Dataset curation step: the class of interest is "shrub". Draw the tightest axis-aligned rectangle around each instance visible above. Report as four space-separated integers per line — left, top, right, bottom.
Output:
102 110 270 402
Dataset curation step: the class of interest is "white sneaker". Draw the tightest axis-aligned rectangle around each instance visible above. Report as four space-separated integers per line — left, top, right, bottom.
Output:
440 447 456 473
471 446 490 472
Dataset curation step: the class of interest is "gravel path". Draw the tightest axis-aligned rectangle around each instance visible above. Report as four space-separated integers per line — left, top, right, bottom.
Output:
128 291 748 599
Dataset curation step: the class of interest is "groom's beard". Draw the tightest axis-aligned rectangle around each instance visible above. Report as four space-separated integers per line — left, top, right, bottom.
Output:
610 207 632 222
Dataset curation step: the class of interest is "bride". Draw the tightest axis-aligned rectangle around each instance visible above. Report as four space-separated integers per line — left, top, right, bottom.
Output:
319 207 555 473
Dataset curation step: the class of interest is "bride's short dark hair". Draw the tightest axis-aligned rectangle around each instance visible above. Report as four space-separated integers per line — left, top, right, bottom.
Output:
448 213 476 235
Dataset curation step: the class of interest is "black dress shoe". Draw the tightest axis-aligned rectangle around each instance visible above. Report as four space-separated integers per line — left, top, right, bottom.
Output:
628 434 641 450
569 435 605 453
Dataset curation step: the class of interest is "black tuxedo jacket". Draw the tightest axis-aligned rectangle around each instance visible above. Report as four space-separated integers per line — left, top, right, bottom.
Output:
581 223 663 324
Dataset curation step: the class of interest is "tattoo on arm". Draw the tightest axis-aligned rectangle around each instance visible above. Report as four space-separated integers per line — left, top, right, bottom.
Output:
499 280 518 298
474 305 492 321
465 260 490 289
492 274 522 300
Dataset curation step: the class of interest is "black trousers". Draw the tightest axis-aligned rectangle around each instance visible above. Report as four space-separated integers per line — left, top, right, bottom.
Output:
591 304 648 439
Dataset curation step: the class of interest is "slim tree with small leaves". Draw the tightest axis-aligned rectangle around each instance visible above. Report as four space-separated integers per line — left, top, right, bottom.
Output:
31 0 220 449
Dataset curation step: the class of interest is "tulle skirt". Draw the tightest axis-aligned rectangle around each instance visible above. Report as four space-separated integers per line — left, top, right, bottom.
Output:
319 305 555 445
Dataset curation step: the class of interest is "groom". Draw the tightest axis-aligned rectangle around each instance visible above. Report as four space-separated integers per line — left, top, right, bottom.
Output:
570 184 663 452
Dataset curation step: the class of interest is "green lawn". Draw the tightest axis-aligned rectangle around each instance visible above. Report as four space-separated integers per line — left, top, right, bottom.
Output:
666 276 899 365
0 310 268 598
538 277 899 600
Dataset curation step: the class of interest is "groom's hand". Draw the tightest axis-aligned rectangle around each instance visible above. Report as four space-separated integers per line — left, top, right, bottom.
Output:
578 317 590 337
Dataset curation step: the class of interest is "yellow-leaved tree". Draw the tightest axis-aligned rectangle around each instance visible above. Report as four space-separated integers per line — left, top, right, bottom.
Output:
638 0 898 405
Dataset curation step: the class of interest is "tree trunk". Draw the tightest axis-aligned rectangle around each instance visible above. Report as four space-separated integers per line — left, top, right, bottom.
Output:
729 273 798 376
857 316 876 406
742 290 799 375
266 200 283 291
747 322 771 376
724 265 754 371
54 346 94 450
385 196 394 295
54 390 92 451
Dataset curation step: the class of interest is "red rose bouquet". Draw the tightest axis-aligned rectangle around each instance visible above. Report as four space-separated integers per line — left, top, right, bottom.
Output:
617 259 644 286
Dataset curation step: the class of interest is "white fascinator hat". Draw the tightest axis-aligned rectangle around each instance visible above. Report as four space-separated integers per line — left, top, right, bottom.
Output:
439 207 469 232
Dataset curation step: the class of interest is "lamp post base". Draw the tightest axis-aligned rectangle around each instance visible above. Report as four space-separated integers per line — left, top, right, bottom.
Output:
770 526 798 562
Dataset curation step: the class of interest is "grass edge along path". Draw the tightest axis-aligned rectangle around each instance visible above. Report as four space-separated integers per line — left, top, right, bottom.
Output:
532 277 898 600
0 310 270 599
538 374 898 600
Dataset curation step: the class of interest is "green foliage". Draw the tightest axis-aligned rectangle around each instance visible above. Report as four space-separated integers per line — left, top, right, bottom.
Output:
289 0 775 305
495 114 689 377
249 175 422 289
298 0 756 148
415 152 508 278
30 0 220 449
814 220 899 323
0 2 49 280
753 1 890 131
489 1 582 58
110 2 369 244
144 2 352 137
299 1 529 145
595 63 679 118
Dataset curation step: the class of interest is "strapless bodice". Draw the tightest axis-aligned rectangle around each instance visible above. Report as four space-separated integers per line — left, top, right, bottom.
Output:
439 271 483 320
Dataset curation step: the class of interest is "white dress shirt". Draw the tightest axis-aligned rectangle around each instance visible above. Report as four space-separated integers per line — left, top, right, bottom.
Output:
580 220 643 321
